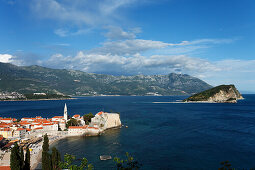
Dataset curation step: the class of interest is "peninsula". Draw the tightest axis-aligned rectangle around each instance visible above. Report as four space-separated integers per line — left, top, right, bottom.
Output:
0 104 121 169
183 84 243 103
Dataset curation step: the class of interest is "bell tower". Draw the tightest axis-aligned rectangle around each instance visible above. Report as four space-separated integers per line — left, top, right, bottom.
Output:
64 103 68 121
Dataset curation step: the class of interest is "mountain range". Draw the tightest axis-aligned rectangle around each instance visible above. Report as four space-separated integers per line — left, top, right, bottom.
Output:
0 62 212 96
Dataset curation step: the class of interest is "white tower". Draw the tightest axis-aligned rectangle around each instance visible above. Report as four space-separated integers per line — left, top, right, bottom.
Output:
64 103 68 121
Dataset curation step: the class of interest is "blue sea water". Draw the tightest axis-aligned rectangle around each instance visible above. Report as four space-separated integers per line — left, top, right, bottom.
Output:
1 95 255 169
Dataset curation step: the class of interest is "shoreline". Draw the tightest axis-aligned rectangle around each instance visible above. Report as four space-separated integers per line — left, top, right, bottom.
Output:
0 98 76 102
30 127 121 169
31 135 69 170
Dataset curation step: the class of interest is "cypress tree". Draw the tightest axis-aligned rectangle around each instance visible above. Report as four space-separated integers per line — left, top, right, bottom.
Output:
20 147 24 169
24 147 30 170
51 147 61 169
42 134 49 152
10 143 21 170
42 134 51 170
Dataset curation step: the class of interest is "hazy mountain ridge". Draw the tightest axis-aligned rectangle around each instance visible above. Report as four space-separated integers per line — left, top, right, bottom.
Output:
0 62 212 96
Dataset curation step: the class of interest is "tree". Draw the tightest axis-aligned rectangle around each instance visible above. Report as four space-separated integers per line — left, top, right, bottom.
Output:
114 152 141 170
83 113 94 125
51 147 61 170
20 147 24 169
10 143 21 170
42 134 51 170
59 153 94 170
66 118 79 128
42 134 49 152
219 161 232 170
24 147 30 170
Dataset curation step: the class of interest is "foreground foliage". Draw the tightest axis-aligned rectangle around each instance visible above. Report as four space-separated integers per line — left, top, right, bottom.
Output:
10 143 30 170
42 134 61 170
59 154 94 170
114 152 141 170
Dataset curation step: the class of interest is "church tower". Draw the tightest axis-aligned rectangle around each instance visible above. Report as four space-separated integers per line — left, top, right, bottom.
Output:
64 103 68 121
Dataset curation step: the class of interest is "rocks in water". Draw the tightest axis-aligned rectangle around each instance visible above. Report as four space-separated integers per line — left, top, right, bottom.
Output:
183 84 243 103
100 155 112 160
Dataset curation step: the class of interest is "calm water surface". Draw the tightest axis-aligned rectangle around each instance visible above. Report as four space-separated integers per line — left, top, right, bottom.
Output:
1 95 255 169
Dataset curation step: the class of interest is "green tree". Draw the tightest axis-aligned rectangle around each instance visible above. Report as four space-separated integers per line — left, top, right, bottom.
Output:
20 147 24 169
219 161 232 170
10 143 21 170
51 147 61 170
66 118 79 128
24 147 30 170
42 134 49 152
59 153 93 170
42 134 51 170
83 113 94 125
114 152 141 170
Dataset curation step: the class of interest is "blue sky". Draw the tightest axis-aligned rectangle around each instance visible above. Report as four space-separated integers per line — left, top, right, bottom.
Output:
0 0 254 92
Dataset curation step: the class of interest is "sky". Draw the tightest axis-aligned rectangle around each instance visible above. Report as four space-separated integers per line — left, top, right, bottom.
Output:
0 0 254 92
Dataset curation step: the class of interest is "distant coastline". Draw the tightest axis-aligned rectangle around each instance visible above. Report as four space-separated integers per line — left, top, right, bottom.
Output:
0 97 75 102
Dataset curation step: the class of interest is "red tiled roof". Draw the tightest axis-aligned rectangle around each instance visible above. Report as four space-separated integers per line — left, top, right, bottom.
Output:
1 118 12 120
34 127 43 130
97 111 104 116
73 114 80 118
16 128 25 131
0 166 11 170
69 125 88 129
53 116 64 118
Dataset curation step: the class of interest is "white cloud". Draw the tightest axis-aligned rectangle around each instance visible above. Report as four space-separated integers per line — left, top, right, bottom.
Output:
43 51 219 76
31 0 141 26
0 54 14 63
104 26 139 40
195 59 255 91
54 29 68 37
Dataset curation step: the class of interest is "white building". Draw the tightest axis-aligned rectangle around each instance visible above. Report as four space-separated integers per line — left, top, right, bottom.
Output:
68 126 87 135
90 111 121 130
13 128 26 139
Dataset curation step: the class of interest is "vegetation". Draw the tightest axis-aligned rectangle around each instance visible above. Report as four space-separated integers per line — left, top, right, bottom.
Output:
24 93 71 100
24 147 30 170
183 85 241 102
66 118 79 128
10 143 30 170
51 147 61 170
59 153 93 170
83 113 94 125
114 152 142 170
42 134 61 170
219 161 232 170
10 143 22 170
42 134 51 170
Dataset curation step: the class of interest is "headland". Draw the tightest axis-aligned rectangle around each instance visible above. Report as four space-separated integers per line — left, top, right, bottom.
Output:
0 104 121 169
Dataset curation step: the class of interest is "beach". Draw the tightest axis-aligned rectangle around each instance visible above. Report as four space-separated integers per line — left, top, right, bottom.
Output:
0 135 67 170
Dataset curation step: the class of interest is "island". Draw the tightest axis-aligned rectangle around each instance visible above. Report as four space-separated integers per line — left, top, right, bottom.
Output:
183 84 243 103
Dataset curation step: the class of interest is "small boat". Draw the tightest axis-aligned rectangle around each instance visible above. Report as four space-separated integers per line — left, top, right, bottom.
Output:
100 155 112 160
125 125 128 128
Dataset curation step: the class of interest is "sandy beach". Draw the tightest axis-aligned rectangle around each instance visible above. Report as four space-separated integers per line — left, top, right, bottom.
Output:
30 135 68 170
0 135 68 170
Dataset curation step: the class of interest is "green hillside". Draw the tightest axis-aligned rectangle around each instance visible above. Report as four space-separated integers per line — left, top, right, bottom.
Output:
0 62 212 96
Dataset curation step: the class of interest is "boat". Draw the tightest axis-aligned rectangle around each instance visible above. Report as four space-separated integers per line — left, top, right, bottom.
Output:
100 155 112 160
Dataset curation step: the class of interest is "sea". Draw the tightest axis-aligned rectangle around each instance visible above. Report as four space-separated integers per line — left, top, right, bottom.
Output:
1 95 255 170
